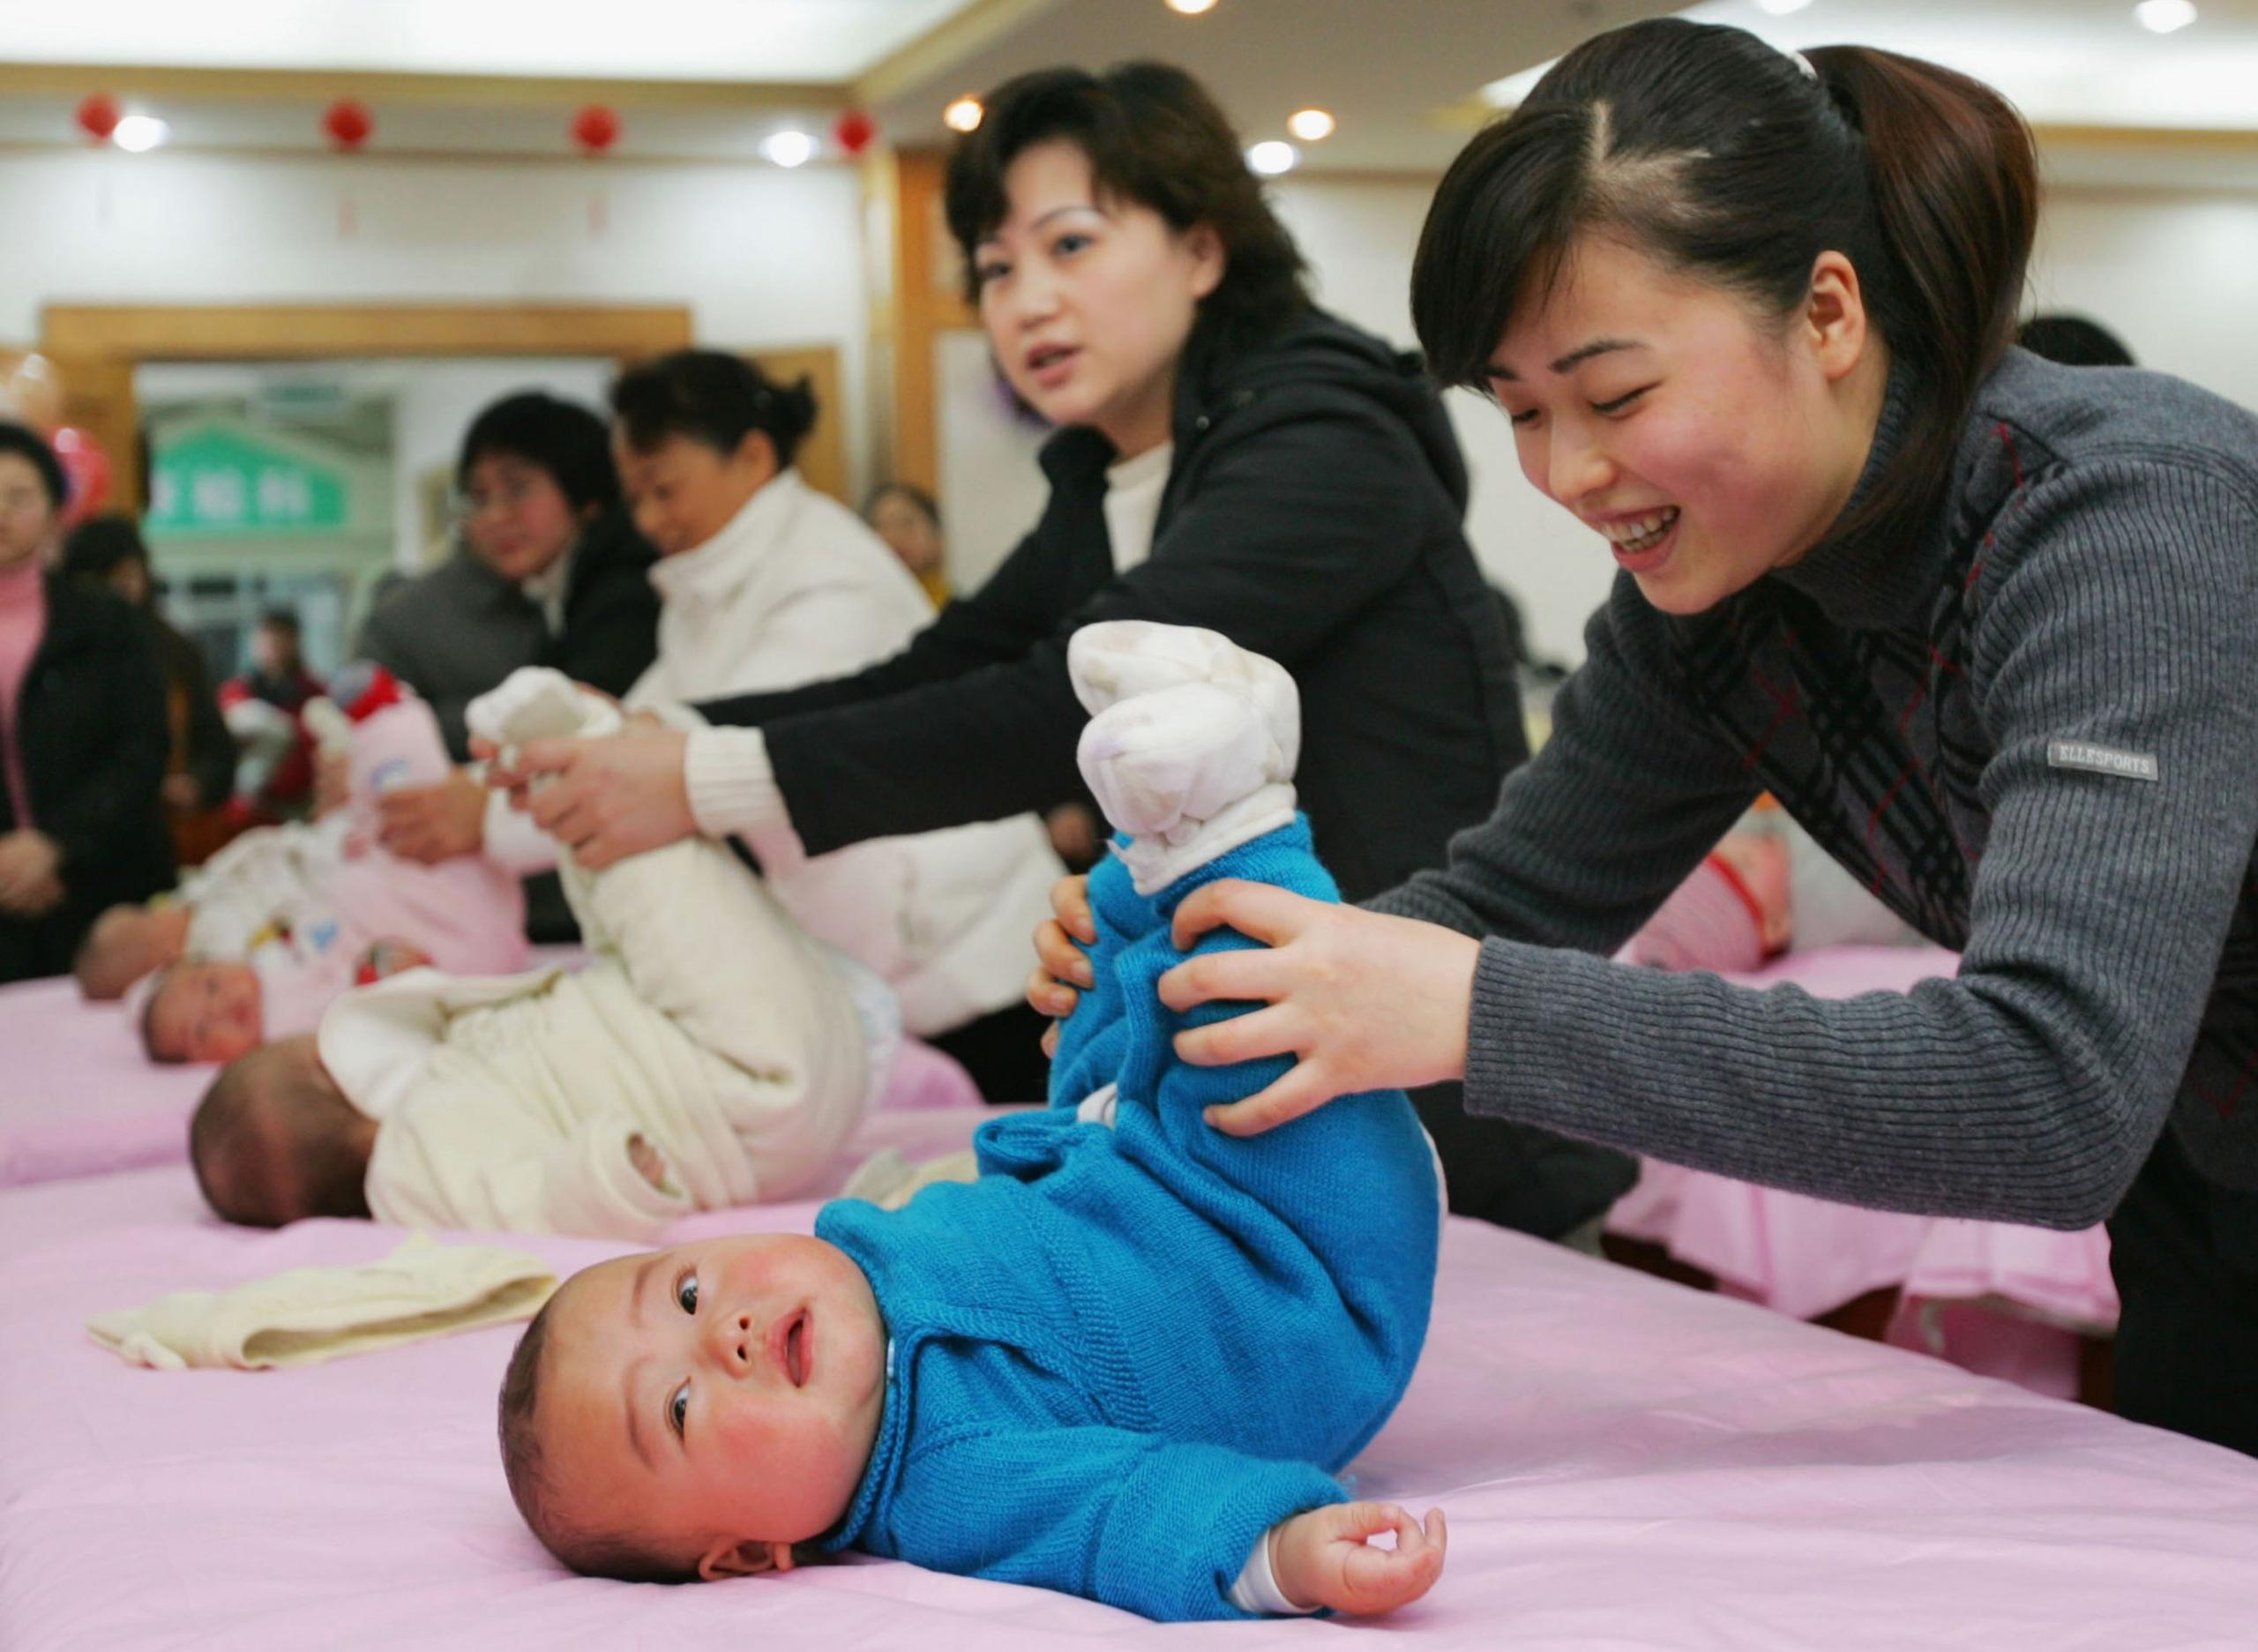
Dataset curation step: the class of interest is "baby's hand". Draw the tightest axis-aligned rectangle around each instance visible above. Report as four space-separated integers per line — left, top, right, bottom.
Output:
1270 1502 1447 1617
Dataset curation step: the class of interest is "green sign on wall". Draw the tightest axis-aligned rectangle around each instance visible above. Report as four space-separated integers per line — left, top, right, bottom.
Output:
148 426 350 534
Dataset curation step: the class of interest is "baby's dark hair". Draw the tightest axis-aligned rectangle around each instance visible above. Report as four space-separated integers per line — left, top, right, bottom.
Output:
189 1043 375 1227
498 1292 694 1581
609 351 819 470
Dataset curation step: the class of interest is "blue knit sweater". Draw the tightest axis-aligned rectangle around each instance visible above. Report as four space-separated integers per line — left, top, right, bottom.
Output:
815 816 1439 1620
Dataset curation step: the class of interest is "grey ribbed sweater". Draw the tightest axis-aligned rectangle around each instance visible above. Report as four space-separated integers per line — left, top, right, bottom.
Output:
1371 349 2258 1228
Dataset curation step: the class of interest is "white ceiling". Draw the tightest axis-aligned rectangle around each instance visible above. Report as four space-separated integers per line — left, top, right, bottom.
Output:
1 0 2250 172
0 0 975 82
1483 0 2258 131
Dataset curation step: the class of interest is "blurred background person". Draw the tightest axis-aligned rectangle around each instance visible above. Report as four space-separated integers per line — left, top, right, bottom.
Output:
61 513 236 864
219 609 325 824
864 480 951 608
0 422 172 982
2018 312 2137 369
357 391 659 940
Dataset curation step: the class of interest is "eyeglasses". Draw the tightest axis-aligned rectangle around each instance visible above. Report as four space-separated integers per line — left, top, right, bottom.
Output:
450 477 543 528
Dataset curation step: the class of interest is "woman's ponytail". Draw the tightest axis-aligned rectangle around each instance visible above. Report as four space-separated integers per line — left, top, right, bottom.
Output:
1808 45 2037 532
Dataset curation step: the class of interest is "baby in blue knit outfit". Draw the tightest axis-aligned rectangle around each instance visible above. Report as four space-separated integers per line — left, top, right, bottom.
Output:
497 622 1447 1620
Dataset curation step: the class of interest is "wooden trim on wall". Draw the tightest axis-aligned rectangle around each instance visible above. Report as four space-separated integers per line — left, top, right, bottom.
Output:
42 303 692 363
39 302 696 515
879 147 977 499
744 344 849 506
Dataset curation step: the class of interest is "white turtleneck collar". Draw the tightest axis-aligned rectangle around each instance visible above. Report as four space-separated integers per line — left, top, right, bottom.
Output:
647 468 805 612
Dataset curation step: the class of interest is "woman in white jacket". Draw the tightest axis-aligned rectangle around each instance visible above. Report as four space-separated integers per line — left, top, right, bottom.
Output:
489 353 1062 1101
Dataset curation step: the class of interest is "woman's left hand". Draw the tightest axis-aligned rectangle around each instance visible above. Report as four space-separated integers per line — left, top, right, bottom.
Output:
1159 881 1481 1137
491 720 694 871
0 830 64 917
376 767 489 863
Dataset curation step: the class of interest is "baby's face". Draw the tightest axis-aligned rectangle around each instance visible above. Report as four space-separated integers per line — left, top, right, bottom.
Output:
152 961 264 1063
539 1233 887 1574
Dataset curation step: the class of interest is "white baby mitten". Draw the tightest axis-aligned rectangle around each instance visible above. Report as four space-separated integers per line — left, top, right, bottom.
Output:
87 1233 555 1372
1070 624 1301 893
466 667 623 764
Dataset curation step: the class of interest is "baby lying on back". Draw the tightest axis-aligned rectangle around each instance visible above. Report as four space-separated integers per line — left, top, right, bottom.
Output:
79 666 527 1064
189 669 886 1237
496 623 1447 1621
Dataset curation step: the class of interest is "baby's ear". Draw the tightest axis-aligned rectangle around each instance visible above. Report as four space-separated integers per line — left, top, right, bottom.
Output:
697 1537 796 1581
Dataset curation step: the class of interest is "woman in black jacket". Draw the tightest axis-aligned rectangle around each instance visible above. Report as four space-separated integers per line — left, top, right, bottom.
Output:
497 64 1633 1239
0 424 171 983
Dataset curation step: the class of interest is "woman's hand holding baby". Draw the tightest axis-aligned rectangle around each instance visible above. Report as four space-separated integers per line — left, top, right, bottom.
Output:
477 716 692 871
1028 873 1095 1055
376 768 487 863
1271 1502 1447 1615
1162 883 1479 1137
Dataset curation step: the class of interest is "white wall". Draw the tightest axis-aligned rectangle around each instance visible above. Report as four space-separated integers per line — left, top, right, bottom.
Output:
1272 171 2258 668
0 146 873 494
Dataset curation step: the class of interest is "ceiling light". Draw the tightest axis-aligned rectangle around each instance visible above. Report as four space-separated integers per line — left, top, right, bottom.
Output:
1755 0 1813 13
1286 108 1335 142
760 130 816 168
111 114 169 153
1245 140 1298 176
944 95 983 134
1166 0 1218 14
2134 0 2196 31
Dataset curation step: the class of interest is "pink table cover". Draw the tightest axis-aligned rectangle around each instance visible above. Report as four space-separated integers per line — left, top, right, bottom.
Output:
1606 946 2118 1333
0 959 979 1191
4 1158 2254 1648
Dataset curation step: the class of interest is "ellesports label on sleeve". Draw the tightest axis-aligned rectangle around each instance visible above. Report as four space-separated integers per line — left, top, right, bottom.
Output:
2046 740 2159 782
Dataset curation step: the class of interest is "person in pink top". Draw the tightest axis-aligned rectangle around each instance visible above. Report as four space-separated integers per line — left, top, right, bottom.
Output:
0 421 172 983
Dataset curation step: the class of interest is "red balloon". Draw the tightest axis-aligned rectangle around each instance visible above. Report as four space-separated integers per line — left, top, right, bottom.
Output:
76 93 122 144
571 104 622 155
834 108 878 156
323 99 374 151
49 426 113 525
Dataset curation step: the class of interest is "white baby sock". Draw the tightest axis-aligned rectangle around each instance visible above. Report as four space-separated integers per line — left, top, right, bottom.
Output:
1068 623 1301 894
466 667 623 765
87 1232 555 1372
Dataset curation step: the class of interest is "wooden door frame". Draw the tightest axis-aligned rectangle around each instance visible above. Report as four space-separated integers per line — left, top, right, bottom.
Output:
36 303 853 512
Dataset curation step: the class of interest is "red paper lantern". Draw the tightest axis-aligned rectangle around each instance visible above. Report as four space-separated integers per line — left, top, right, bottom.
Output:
833 108 878 156
571 104 622 155
49 426 113 525
322 98 374 152
75 93 122 144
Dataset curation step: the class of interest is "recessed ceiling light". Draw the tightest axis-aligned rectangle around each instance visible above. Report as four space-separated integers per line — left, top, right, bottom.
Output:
1166 0 1218 14
1286 108 1335 142
1755 0 1813 14
761 130 816 168
112 114 169 153
1245 140 1298 176
2134 0 2196 32
944 95 983 133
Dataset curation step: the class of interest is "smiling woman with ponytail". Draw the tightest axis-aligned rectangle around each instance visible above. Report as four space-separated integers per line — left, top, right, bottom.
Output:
1081 19 2258 1453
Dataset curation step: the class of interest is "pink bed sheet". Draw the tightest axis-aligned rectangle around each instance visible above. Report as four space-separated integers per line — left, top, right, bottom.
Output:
6 1150 2257 1648
1606 945 2119 1334
0 959 979 1192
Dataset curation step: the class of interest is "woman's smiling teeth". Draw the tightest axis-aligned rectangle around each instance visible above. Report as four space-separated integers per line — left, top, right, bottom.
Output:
1599 507 1679 554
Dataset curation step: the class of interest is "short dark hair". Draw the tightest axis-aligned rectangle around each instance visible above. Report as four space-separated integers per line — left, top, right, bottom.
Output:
862 481 939 529
257 608 301 637
61 513 153 591
0 421 68 510
1412 19 2037 555
187 1043 375 1227
609 352 819 469
455 392 622 514
2017 312 2135 369
945 63 1311 351
497 1294 693 1581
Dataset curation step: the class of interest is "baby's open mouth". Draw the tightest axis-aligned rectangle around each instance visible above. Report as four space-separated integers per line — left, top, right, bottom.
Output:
784 1312 809 1387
